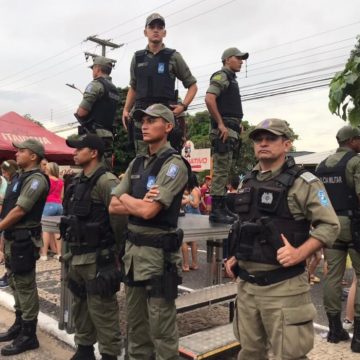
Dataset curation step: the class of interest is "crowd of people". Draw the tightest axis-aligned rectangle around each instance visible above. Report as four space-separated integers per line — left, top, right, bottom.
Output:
0 10 359 360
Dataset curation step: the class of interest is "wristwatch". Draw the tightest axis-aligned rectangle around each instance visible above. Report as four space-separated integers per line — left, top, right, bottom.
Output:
179 102 188 111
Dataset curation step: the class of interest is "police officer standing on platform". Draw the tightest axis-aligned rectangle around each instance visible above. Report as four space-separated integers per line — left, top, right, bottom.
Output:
122 13 197 155
205 47 248 224
315 125 360 352
110 104 188 359
0 139 49 356
75 56 120 170
62 134 123 360
225 119 340 359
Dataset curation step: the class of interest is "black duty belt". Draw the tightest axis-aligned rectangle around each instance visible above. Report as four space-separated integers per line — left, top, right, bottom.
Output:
237 265 305 286
4 226 42 240
212 117 241 133
127 231 168 249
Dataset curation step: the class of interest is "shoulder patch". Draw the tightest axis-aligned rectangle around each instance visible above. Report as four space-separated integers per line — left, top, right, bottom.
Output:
166 164 179 179
212 74 223 81
30 179 40 190
300 171 318 184
317 190 329 207
85 83 93 93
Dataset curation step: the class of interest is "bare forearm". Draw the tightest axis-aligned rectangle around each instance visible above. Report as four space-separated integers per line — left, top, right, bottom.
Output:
183 83 198 107
120 193 161 220
0 206 26 231
296 237 324 263
109 197 130 215
124 87 136 112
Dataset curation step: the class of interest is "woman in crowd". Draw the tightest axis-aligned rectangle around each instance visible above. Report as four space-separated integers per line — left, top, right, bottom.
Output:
40 162 64 260
181 173 201 271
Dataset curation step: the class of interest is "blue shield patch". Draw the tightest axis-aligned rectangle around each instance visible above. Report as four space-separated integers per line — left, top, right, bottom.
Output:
12 181 19 192
166 164 179 179
317 190 329 207
158 63 165 74
146 176 156 190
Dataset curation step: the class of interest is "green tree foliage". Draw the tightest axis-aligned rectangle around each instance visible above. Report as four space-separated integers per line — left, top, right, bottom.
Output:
113 87 135 174
329 36 360 125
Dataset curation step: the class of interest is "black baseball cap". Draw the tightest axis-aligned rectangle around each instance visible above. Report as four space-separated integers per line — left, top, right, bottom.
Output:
66 134 105 155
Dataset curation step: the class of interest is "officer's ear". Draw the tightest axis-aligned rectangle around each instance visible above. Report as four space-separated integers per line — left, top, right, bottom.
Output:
165 122 173 134
163 29 167 38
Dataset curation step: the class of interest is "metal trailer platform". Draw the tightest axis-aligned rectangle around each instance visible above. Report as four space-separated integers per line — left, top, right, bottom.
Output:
42 215 236 357
176 283 237 317
179 323 240 359
42 214 231 285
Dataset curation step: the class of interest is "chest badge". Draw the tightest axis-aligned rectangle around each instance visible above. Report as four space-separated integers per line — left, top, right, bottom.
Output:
261 192 273 205
146 176 156 190
158 62 165 74
12 182 19 192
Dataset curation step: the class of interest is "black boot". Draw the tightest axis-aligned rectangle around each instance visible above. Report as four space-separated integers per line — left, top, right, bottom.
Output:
101 353 118 360
209 196 235 224
351 316 360 352
326 312 350 343
70 344 96 360
1 319 39 356
0 310 22 342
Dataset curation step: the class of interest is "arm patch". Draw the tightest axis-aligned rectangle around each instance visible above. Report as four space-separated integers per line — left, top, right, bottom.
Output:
300 171 319 184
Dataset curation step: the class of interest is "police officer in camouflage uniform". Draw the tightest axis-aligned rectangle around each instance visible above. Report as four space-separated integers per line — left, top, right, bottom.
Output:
122 13 197 155
75 56 120 170
63 134 124 360
315 125 360 352
205 47 248 224
225 119 340 360
110 104 188 360
0 139 49 356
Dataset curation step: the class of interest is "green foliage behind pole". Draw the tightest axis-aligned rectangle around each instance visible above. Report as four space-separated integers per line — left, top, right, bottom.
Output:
329 36 360 125
113 87 135 174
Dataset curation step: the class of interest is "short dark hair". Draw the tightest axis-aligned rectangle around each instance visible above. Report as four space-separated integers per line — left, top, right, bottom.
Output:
229 176 240 190
99 65 112 75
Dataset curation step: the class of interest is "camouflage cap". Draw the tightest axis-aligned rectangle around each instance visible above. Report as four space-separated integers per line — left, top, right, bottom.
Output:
249 118 292 139
145 13 165 27
89 56 113 70
12 139 45 158
336 125 360 143
221 47 249 61
133 103 175 125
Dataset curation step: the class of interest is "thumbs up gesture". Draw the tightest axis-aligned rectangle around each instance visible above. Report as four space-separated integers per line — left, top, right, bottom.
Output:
276 234 301 267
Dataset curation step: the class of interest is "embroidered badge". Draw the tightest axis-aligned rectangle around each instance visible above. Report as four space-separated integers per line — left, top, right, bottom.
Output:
166 164 179 179
158 62 165 74
85 83 93 93
30 179 40 190
146 176 156 190
212 74 222 81
317 190 329 207
261 192 273 205
12 182 19 192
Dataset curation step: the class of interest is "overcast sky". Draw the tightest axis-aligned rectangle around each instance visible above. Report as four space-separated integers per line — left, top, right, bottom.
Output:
0 0 359 151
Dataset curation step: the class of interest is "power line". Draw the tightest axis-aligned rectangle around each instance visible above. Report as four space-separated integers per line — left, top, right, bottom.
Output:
0 0 178 84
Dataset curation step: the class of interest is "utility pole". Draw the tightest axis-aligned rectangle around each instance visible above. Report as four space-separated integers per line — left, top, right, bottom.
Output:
84 35 124 67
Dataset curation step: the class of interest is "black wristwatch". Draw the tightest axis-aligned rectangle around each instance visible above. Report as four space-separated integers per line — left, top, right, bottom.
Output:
179 102 188 111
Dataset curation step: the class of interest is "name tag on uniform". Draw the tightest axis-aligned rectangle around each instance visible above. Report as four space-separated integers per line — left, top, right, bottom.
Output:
158 63 165 74
146 176 156 190
137 62 148 68
130 174 141 179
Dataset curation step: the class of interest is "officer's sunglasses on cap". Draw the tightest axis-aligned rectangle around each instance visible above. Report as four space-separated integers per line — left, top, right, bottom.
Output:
253 133 285 143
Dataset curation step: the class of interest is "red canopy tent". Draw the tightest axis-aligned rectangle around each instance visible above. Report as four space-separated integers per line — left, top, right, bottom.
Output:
0 112 74 165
